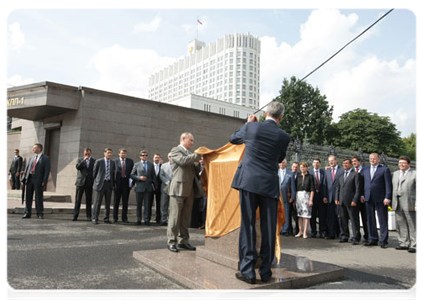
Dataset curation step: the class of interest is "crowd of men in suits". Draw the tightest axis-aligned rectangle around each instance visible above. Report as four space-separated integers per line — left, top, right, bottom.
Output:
278 153 416 253
12 141 416 256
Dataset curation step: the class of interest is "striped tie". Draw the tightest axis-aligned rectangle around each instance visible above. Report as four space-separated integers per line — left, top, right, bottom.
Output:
106 160 110 180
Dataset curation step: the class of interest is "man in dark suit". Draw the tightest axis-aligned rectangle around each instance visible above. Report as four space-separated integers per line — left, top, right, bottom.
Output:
230 102 290 285
22 143 51 219
9 149 23 190
130 150 157 225
150 153 162 224
361 153 393 248
73 148 95 221
278 159 295 236
335 158 363 245
113 148 134 223
351 155 369 243
288 162 300 235
323 155 343 239
310 158 327 238
92 148 115 225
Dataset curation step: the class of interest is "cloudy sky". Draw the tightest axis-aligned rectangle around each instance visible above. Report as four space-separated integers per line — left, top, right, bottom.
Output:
6 5 417 137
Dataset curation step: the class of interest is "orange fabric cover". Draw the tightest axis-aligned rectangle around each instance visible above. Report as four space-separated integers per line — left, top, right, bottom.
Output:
195 143 285 262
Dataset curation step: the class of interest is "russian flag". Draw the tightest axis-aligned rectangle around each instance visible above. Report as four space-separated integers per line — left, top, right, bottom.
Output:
197 19 202 25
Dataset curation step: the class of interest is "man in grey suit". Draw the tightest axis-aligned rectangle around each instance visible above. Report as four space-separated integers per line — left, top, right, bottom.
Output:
278 159 296 236
22 143 51 219
167 132 204 253
9 149 23 190
335 158 363 245
392 156 416 253
92 148 115 224
73 148 95 221
130 150 156 225
159 153 173 226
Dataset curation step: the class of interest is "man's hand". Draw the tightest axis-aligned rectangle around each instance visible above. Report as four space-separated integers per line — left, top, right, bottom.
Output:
383 198 391 206
323 197 328 204
247 115 258 123
140 176 147 181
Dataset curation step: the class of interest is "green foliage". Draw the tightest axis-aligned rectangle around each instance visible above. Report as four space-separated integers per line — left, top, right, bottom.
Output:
402 133 416 160
328 108 406 157
273 76 333 145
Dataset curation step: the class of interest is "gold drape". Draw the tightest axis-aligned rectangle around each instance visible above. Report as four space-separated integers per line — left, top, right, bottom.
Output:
195 143 285 262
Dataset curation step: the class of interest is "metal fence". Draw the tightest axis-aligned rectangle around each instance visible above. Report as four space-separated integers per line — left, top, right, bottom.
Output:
285 139 416 173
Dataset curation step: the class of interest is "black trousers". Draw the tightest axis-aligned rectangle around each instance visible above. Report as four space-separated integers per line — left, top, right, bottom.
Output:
310 191 327 235
149 189 161 223
238 190 278 280
113 178 131 221
12 174 20 190
92 181 113 221
136 191 152 222
24 175 44 217
74 183 93 219
339 202 361 241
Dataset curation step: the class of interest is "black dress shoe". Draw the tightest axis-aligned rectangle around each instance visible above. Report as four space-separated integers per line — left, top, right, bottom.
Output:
261 276 271 283
178 243 196 251
104 220 111 224
311 233 317 238
352 240 360 245
408 248 416 253
395 246 409 250
339 238 349 243
92 219 99 225
22 215 31 219
325 235 335 240
364 241 378 246
168 245 179 253
123 220 130 224
144 221 151 226
38 215 44 219
160 222 168 226
72 218 77 221
235 272 256 284
380 242 388 249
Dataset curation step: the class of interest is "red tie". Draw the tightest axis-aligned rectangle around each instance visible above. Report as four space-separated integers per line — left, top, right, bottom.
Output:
356 168 359 172
315 170 320 189
31 155 38 174
121 159 126 178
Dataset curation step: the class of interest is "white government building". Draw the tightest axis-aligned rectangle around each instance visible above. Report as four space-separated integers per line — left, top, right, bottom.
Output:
148 33 263 119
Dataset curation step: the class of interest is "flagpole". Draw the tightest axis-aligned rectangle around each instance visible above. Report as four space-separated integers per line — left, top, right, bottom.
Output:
196 16 198 40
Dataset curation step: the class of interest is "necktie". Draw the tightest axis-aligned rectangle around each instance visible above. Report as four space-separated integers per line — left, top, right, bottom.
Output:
344 170 349 180
86 159 89 168
356 167 359 172
155 164 159 176
331 167 335 181
121 159 126 178
105 159 110 180
315 170 320 189
143 161 147 172
371 166 376 179
31 155 38 174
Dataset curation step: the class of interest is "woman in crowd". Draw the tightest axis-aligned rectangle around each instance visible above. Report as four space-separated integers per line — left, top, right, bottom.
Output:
295 162 315 239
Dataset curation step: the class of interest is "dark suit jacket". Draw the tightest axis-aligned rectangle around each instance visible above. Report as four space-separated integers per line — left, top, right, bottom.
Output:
310 168 325 194
153 163 162 191
23 154 51 186
230 119 291 199
335 170 362 206
114 157 134 190
92 158 115 192
130 161 156 193
10 155 23 174
75 157 95 187
361 165 392 202
324 166 344 203
279 169 296 204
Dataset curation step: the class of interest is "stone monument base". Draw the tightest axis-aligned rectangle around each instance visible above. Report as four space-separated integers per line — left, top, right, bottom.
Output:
133 248 344 289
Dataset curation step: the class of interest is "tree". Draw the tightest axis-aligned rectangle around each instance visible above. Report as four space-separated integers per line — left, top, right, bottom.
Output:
402 133 416 161
328 108 406 157
272 76 333 145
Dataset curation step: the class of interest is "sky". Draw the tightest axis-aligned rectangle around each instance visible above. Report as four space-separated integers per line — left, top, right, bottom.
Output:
6 5 418 139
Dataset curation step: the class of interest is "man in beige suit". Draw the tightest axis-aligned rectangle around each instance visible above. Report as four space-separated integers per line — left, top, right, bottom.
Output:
392 155 416 253
167 132 204 252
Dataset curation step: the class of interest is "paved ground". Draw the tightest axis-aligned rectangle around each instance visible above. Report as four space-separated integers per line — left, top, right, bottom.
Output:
6 198 418 297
